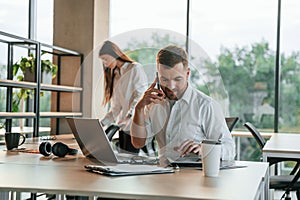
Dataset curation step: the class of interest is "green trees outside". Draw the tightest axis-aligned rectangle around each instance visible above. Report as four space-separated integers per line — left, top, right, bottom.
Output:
205 41 300 132
204 41 276 126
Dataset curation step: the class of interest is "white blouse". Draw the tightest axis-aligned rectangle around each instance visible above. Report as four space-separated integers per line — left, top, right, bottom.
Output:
101 62 148 131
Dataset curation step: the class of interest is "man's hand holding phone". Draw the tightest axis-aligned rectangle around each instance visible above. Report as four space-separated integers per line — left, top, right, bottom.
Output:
135 76 165 111
156 72 163 97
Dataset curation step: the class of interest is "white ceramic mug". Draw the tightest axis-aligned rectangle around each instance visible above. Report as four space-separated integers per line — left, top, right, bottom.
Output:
201 139 221 177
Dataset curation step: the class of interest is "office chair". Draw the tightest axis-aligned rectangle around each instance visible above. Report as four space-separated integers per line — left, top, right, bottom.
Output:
244 122 300 200
225 117 239 132
105 124 120 141
105 124 156 156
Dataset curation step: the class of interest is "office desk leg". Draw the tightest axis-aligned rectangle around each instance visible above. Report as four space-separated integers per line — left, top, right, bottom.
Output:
265 167 270 200
234 136 241 160
55 194 64 200
16 192 21 200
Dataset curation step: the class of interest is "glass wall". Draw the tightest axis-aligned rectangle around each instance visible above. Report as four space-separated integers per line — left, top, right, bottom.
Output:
188 0 279 161
0 0 54 128
36 0 54 44
190 0 277 131
110 0 186 37
280 0 300 133
0 0 29 38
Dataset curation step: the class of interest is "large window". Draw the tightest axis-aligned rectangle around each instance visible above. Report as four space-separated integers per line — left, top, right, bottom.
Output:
0 0 54 128
190 0 277 131
0 0 29 38
188 0 280 161
280 0 300 133
110 0 186 37
0 0 53 43
36 0 53 44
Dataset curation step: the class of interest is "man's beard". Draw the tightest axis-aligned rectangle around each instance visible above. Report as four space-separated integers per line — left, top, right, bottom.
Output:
162 87 178 100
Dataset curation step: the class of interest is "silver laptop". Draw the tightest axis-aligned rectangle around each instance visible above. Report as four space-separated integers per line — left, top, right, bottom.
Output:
66 118 157 165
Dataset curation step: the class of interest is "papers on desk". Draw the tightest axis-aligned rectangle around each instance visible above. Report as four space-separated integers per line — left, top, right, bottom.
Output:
170 160 247 170
85 164 174 177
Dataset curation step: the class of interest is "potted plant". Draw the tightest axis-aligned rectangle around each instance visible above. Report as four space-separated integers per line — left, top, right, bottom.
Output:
12 52 58 112
13 52 58 81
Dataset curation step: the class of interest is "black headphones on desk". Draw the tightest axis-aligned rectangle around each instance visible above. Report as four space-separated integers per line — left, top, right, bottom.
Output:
39 141 78 157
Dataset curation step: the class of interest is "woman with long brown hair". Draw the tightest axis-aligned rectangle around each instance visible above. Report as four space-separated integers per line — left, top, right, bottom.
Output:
99 40 148 154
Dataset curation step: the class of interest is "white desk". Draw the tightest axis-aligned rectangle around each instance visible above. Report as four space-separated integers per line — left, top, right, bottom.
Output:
262 133 300 200
263 133 300 161
0 135 269 200
0 159 268 200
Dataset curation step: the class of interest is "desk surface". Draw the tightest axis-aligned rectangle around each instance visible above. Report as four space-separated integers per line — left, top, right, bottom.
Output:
263 133 300 156
0 134 269 200
0 159 268 200
263 133 300 164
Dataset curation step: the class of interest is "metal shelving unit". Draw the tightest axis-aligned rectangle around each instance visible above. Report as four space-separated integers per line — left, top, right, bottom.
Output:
0 31 84 137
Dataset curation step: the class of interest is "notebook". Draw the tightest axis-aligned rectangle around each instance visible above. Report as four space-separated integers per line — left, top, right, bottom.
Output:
66 118 158 165
84 163 174 177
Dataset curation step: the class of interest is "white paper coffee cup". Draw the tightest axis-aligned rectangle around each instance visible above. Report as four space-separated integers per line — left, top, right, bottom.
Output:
201 139 221 177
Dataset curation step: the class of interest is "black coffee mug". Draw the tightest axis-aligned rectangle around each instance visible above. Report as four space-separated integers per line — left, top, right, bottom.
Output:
5 132 26 150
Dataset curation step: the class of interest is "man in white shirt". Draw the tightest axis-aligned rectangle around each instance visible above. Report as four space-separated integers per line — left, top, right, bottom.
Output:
131 45 235 163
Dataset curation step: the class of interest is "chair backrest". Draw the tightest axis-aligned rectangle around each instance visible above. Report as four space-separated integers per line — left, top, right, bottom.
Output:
244 122 266 149
225 117 239 132
105 124 120 141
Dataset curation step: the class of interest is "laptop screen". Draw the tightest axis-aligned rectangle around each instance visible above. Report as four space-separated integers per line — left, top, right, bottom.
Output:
66 118 119 164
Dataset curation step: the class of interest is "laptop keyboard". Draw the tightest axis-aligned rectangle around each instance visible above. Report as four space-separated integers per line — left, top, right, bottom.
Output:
116 154 159 165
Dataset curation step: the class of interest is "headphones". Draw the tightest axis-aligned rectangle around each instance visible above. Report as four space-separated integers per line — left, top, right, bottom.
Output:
39 141 78 157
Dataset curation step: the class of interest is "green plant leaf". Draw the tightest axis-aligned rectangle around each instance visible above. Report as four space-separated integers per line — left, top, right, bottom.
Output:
13 63 19 76
17 75 24 81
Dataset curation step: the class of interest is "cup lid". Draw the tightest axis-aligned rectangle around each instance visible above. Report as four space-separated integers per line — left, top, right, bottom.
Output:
201 139 221 145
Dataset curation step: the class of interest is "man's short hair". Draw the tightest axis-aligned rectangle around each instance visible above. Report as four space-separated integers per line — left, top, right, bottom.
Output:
156 45 188 69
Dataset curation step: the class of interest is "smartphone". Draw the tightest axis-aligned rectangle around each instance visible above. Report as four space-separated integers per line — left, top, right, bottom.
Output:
156 72 161 90
156 72 162 96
